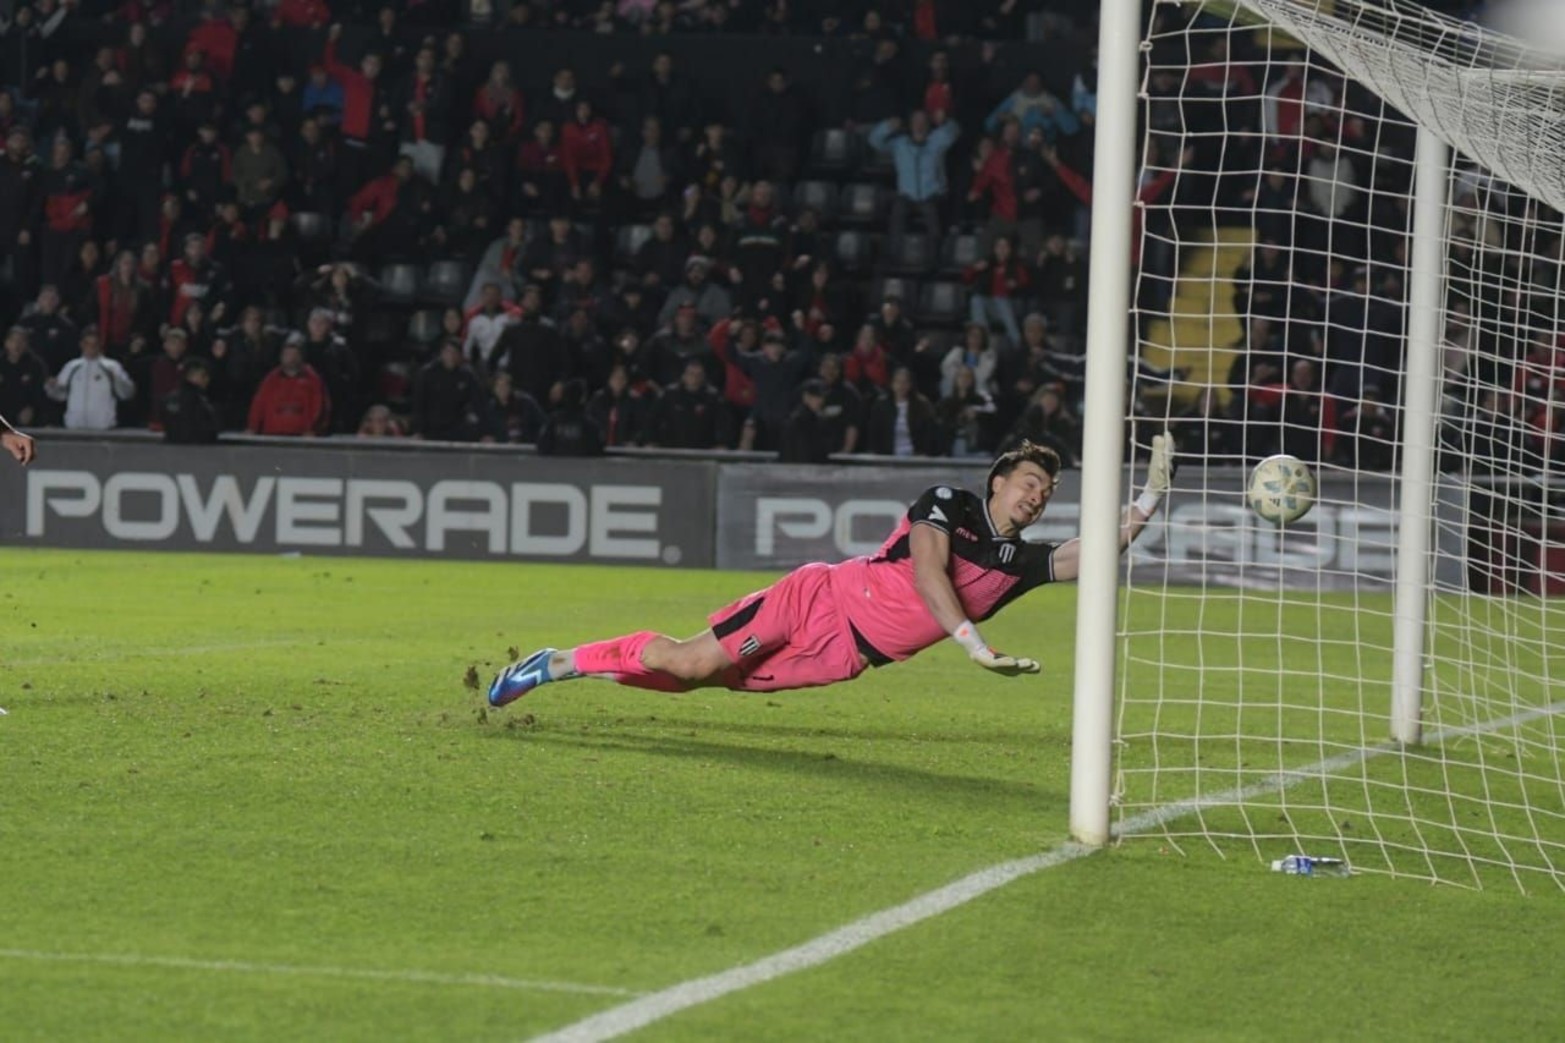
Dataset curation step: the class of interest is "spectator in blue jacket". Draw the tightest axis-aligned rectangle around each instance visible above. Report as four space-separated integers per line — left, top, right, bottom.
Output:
867 109 961 249
985 73 1079 145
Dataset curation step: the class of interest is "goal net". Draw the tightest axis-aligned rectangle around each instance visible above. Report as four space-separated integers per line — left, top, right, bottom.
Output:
1115 0 1565 889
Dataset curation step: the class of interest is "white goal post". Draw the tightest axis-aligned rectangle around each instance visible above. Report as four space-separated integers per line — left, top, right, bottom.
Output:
1070 0 1565 889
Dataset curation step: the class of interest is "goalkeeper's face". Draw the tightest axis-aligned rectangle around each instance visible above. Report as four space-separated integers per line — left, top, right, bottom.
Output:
992 462 1057 533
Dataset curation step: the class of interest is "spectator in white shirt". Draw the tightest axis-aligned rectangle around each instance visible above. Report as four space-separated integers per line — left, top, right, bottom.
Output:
461 282 522 369
47 327 136 430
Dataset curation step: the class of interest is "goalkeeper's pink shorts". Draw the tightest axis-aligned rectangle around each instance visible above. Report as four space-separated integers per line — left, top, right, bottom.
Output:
707 562 868 693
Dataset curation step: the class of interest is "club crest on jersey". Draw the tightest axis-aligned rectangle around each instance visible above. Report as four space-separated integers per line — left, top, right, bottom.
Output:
997 542 1016 564
738 635 761 657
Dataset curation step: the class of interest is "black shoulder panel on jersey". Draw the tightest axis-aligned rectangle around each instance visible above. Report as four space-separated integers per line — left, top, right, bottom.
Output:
908 485 981 533
881 532 912 562
977 542 1060 621
908 485 958 532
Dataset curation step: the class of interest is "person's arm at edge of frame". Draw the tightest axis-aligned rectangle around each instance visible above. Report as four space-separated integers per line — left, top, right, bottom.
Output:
0 413 36 466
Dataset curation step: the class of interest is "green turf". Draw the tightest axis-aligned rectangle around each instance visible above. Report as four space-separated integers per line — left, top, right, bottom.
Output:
1116 588 1565 887
2 549 1563 1042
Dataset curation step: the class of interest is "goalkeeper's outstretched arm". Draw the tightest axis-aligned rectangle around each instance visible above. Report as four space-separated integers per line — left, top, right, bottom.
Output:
1050 431 1174 582
0 412 35 466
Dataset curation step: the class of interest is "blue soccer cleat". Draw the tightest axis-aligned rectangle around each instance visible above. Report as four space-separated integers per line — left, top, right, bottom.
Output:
488 647 557 708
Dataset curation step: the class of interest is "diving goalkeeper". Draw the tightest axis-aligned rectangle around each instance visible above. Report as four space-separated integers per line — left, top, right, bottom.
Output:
488 434 1175 705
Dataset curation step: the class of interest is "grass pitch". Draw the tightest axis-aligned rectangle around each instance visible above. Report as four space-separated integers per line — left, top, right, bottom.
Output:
3 549 1565 1041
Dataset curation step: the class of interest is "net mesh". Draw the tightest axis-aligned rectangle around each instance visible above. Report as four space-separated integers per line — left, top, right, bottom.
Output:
1116 0 1565 890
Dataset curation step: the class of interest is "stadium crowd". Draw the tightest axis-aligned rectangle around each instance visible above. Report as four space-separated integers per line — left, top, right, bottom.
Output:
1137 3 1563 477
0 0 1526 470
0 0 1115 463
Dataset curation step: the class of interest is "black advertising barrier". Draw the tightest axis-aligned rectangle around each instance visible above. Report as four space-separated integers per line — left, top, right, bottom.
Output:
716 463 992 570
0 440 717 568
1 439 1477 588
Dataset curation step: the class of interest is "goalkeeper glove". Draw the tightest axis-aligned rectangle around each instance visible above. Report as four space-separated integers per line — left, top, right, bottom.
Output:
1135 430 1177 516
951 620 1041 676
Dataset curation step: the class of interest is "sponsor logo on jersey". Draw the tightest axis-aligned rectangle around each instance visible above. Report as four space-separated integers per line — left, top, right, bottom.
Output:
955 527 979 541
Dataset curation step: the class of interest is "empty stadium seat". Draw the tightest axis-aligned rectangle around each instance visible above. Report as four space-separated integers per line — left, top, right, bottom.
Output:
615 224 653 264
288 211 331 266
833 230 875 273
839 183 886 226
887 233 935 275
793 180 838 222
808 128 859 174
407 309 445 346
869 276 919 309
422 260 471 306
856 130 895 180
378 263 420 305
915 281 967 327
289 211 329 244
940 231 982 274
363 309 403 350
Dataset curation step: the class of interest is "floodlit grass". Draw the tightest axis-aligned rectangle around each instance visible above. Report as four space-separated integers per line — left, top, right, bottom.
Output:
2 549 1564 1041
1118 588 1565 888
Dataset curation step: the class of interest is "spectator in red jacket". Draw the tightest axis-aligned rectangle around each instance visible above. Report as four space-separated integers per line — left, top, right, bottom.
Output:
145 325 189 430
473 60 524 142
168 49 217 141
36 136 100 289
397 46 450 184
706 314 764 415
963 235 1029 346
968 117 1020 247
275 0 332 29
168 232 232 327
321 23 388 196
1045 141 1183 269
247 335 329 435
561 99 613 206
345 155 424 261
844 322 891 396
517 118 566 215
923 50 955 121
183 9 237 83
95 250 153 355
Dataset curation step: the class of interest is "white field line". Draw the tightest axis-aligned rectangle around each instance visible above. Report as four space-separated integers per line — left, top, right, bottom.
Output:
0 948 642 997
532 698 1565 1043
0 637 369 667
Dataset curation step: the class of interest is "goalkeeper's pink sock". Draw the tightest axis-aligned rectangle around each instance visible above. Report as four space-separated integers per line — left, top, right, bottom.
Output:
607 670 690 693
573 631 687 691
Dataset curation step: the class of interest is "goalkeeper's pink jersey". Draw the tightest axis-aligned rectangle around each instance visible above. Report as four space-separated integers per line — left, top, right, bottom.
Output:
828 485 1059 664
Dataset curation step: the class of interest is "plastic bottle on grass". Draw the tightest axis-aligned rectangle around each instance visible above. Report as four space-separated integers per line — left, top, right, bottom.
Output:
1270 854 1350 877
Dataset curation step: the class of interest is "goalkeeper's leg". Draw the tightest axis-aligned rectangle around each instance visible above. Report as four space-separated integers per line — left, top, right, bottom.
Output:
488 563 858 706
488 631 725 706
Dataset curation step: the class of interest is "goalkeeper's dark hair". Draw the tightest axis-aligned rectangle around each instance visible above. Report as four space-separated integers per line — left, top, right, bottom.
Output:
986 440 1062 496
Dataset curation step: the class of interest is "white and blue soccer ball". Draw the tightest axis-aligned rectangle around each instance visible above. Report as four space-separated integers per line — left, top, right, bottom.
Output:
1247 454 1317 526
